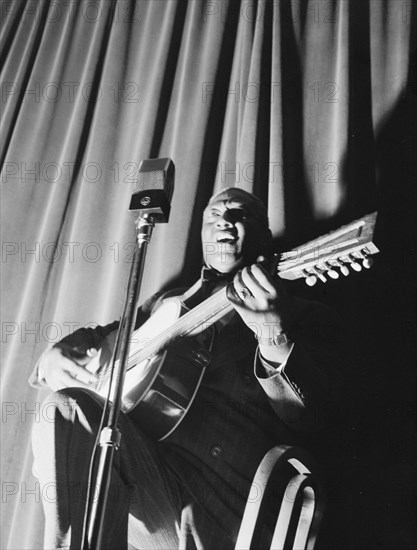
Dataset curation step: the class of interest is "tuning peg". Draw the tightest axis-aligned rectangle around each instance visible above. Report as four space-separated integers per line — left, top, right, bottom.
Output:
334 259 350 276
315 267 327 283
303 270 317 286
304 267 327 285
355 248 374 269
349 255 362 272
362 257 374 269
325 263 339 279
340 264 350 276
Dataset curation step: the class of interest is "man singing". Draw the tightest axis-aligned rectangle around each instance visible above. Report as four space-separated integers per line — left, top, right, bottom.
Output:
31 187 341 549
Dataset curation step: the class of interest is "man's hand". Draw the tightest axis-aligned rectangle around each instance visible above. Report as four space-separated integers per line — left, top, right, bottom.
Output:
38 347 99 391
227 263 295 364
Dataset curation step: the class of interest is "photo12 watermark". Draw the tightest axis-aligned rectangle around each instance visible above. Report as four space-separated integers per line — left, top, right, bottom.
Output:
2 81 140 105
0 1 140 25
1 161 152 184
201 1 341 24
201 80 340 104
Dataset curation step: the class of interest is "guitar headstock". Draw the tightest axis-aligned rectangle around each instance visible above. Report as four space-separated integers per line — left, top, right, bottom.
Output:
277 212 379 285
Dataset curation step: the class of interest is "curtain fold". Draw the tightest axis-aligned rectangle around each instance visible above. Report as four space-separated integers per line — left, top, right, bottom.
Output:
1 1 415 548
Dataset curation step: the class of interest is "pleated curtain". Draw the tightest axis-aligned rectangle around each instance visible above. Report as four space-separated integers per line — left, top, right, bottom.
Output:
1 1 415 548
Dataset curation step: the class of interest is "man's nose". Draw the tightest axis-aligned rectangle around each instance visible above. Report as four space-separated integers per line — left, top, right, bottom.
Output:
215 211 234 227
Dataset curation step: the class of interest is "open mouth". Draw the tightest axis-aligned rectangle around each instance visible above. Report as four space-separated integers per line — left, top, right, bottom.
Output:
216 233 237 244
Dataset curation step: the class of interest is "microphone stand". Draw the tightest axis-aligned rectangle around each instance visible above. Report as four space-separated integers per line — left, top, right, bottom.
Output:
82 213 155 550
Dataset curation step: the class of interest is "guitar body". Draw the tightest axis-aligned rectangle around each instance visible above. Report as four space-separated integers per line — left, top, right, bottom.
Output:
90 298 211 440
125 341 210 439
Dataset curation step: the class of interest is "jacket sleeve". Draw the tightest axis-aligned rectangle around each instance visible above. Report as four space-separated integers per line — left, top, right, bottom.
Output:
28 291 169 388
254 299 344 432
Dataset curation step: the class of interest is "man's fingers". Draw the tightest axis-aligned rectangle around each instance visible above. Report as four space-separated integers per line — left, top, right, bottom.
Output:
239 269 267 300
236 266 275 302
248 265 277 293
62 361 98 384
40 347 99 391
226 281 244 304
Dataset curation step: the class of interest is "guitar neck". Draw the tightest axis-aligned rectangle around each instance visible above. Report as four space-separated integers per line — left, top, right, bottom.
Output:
125 211 379 365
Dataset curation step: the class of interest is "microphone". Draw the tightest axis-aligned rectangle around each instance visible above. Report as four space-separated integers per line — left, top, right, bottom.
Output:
129 158 175 222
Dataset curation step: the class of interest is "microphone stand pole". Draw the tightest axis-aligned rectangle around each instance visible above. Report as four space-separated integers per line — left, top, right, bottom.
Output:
82 213 155 550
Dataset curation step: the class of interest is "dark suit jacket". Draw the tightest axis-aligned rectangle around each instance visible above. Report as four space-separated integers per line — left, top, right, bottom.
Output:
30 284 343 546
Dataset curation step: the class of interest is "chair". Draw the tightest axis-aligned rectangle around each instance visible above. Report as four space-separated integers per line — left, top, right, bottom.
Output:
235 445 326 550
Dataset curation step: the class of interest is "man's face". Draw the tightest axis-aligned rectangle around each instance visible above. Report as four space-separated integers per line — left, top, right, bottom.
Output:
201 190 269 273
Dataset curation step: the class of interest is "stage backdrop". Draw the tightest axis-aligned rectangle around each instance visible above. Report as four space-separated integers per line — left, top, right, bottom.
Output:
1 1 415 548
